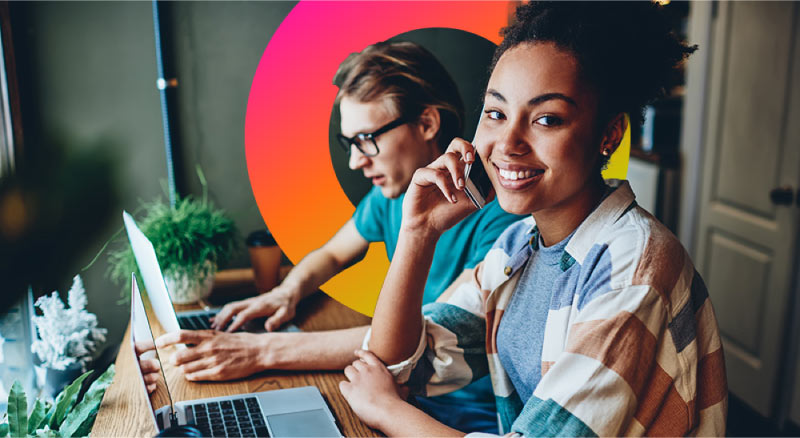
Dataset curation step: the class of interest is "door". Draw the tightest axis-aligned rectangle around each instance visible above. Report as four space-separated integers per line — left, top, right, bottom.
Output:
693 1 800 417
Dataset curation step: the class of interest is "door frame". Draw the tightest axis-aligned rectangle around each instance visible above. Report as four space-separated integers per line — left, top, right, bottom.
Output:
678 1 714 254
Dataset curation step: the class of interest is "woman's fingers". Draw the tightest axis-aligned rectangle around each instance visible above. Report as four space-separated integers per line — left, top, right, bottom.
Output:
439 152 466 191
413 167 460 203
423 138 477 198
354 349 384 367
445 138 476 164
343 364 357 381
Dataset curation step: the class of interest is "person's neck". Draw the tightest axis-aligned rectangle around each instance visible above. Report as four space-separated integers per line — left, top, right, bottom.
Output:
532 177 606 247
429 144 443 162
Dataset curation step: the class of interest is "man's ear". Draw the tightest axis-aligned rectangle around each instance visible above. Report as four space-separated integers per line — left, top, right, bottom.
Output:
416 106 441 142
599 113 627 156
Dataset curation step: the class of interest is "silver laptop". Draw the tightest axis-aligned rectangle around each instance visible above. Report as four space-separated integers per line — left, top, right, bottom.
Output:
131 274 341 437
123 210 298 333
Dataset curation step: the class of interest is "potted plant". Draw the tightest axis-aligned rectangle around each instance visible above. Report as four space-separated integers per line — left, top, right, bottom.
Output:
0 365 115 437
106 171 238 303
31 276 107 398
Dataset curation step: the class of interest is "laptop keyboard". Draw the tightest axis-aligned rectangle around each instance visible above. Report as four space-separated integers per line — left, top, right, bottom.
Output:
177 313 215 330
190 397 270 437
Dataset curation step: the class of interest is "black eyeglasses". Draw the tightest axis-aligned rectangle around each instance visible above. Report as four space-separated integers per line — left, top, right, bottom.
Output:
336 116 410 157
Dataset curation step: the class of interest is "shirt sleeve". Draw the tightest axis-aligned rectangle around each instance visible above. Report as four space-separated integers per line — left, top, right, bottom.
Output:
363 264 490 398
352 186 386 242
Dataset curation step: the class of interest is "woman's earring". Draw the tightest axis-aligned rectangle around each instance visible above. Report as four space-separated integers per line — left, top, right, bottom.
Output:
602 148 611 157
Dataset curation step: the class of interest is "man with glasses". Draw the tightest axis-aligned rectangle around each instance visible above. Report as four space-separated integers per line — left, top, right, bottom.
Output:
156 41 522 434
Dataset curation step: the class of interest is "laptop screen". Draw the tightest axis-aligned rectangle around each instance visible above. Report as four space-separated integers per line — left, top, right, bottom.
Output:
123 211 181 334
130 274 175 430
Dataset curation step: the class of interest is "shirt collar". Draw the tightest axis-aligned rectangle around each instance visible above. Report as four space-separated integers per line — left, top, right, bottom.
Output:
565 179 636 264
503 180 636 277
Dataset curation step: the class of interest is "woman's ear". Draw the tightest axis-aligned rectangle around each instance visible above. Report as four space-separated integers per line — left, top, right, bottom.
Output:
416 106 441 142
599 113 627 157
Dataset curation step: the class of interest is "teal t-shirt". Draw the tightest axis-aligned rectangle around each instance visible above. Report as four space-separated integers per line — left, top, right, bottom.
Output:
353 186 522 305
352 185 524 408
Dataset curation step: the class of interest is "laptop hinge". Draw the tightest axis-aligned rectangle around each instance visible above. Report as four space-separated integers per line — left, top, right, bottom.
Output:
169 411 179 427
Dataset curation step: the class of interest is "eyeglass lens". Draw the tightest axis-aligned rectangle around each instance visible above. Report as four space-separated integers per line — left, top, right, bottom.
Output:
338 134 379 157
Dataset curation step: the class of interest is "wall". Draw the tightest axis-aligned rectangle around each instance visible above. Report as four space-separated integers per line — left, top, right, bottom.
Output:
9 1 296 351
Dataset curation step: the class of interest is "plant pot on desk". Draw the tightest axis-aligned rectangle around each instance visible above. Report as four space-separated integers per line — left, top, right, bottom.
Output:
164 260 218 304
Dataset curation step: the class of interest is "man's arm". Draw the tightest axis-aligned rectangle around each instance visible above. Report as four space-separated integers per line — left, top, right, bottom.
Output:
155 326 369 381
264 326 369 370
213 219 369 332
278 219 370 301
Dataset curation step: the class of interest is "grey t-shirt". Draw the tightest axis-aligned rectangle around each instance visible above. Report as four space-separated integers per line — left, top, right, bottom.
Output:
496 228 575 403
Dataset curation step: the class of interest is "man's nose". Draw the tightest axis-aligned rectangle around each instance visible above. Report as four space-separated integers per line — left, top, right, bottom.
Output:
348 145 370 170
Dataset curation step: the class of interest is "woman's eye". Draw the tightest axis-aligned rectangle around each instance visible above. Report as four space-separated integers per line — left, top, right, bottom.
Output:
536 115 563 127
484 110 504 121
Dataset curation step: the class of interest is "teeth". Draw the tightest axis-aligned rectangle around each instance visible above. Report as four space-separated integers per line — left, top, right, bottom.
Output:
499 168 538 181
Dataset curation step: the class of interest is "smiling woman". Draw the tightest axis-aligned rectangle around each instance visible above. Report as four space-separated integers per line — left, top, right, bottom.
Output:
340 2 727 437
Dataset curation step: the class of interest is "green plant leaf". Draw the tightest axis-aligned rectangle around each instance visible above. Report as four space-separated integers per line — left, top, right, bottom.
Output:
0 423 9 437
32 427 60 437
28 399 48 434
8 380 27 438
106 191 239 301
59 365 114 438
48 370 92 429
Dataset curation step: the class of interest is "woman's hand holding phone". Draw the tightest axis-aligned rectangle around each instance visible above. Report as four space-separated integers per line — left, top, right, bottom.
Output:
401 138 479 238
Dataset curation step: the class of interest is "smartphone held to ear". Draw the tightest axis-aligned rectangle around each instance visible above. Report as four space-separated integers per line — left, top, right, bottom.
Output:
463 153 493 209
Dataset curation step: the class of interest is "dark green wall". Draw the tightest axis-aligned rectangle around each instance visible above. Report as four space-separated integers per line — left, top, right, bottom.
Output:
8 2 497 356
11 0 168 352
329 28 496 205
10 1 296 350
169 1 296 265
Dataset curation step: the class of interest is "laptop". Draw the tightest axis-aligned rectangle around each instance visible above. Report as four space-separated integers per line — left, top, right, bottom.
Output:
131 274 342 437
122 210 298 333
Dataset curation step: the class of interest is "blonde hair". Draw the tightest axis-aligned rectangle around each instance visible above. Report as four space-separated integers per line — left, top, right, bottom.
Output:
333 41 464 151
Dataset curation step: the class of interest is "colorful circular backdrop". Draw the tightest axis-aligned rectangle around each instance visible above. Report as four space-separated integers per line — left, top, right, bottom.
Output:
245 1 629 316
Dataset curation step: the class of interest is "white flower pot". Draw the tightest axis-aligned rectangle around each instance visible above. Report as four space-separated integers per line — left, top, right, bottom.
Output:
164 261 217 304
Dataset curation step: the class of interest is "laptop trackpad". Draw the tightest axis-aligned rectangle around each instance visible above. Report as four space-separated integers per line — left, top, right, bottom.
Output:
267 409 340 437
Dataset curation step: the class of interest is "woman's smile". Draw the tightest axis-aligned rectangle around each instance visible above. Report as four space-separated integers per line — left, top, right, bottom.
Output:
491 161 544 190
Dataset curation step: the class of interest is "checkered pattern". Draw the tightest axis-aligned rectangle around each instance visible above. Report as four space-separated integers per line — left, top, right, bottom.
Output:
374 180 727 437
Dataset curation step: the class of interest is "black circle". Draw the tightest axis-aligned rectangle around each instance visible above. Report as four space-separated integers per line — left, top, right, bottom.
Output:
328 28 497 207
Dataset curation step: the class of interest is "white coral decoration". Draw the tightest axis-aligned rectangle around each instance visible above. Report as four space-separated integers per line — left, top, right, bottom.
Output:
31 275 107 371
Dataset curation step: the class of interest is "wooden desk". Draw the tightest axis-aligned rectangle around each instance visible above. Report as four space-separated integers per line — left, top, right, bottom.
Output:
92 273 374 437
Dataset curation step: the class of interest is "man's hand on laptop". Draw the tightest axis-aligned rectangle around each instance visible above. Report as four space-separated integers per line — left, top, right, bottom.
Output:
211 284 300 332
155 330 275 381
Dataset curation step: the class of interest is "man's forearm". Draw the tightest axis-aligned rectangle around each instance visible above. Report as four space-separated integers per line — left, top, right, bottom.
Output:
279 249 346 301
261 326 369 370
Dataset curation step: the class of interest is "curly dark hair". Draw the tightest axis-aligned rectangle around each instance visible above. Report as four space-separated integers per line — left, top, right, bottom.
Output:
493 1 696 166
333 41 464 152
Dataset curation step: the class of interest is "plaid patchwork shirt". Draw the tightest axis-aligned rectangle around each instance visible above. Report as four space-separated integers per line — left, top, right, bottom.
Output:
373 180 728 436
